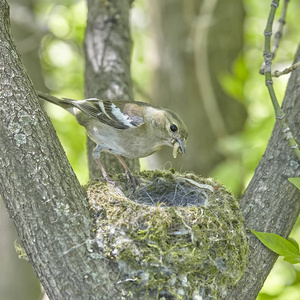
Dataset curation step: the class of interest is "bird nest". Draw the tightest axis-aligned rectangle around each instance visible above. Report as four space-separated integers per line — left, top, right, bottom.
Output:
87 170 249 300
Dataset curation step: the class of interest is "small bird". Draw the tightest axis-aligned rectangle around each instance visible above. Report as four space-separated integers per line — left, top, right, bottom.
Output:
38 92 188 188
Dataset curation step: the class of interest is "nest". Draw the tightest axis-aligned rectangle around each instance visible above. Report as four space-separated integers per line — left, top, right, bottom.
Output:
87 170 249 300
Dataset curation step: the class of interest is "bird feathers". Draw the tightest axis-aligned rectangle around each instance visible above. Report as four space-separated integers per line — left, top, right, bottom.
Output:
67 98 145 129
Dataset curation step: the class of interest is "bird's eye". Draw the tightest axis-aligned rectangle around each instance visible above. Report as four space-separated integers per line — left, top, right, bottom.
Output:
170 124 178 132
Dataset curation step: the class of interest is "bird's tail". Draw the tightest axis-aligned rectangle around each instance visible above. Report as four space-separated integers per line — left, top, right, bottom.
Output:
37 91 73 110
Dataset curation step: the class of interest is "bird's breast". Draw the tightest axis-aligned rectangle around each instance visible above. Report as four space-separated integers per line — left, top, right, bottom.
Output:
84 120 164 158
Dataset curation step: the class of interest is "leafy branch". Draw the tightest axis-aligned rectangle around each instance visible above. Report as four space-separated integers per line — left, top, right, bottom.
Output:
250 0 300 268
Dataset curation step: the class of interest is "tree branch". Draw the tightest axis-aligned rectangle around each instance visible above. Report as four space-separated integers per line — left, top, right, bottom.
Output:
84 0 139 179
2 0 300 298
0 1 110 298
226 44 300 299
272 60 300 77
263 0 300 160
259 0 290 74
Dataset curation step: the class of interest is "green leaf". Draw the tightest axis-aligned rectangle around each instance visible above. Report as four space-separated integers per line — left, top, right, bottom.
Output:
250 229 300 264
283 254 300 264
288 237 300 252
288 177 300 190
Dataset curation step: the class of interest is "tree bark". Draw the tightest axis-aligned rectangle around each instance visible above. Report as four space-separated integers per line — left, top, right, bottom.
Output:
226 45 300 299
1 0 300 298
0 1 107 298
84 0 139 179
0 0 48 298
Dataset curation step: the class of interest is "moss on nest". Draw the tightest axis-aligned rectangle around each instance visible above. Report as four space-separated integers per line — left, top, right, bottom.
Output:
87 170 249 299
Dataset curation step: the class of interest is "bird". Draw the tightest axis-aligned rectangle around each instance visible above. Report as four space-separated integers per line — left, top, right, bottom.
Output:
37 91 188 188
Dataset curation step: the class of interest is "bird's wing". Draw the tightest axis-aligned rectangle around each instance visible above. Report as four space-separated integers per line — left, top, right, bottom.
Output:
70 98 145 129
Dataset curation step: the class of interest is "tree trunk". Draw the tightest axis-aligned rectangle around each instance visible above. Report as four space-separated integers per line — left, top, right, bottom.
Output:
0 0 47 298
226 45 300 299
0 1 106 298
84 0 139 179
150 0 247 176
1 0 300 298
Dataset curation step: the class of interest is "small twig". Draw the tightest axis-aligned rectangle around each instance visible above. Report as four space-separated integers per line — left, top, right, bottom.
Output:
263 0 300 161
272 61 300 77
271 0 289 59
260 0 290 74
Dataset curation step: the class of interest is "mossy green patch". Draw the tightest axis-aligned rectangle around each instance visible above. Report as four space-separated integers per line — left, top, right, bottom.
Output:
87 170 249 299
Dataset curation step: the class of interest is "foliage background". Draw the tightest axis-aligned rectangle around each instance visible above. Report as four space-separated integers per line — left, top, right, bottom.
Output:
1 0 300 299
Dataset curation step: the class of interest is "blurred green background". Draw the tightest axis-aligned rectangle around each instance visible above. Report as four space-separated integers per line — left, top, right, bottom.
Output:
1 0 300 299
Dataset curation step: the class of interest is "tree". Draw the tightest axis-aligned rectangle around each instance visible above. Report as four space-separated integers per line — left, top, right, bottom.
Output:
0 0 47 298
150 0 247 178
226 43 300 298
0 0 133 298
1 0 300 299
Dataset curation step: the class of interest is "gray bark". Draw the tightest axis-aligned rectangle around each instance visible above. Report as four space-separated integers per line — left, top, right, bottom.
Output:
1 0 300 298
226 45 300 299
84 0 139 179
0 1 109 298
0 0 47 298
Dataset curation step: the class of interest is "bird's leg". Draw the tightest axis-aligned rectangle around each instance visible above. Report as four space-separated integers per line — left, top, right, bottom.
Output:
115 155 139 190
95 159 110 181
93 145 114 183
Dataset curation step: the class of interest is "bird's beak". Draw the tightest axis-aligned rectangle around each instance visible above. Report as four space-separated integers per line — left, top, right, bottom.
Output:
172 139 186 158
177 138 186 155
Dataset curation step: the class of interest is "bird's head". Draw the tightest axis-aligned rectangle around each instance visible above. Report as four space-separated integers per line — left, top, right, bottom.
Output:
162 109 188 158
143 104 188 158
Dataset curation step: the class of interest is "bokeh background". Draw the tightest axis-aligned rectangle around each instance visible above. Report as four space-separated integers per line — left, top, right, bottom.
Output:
1 0 300 299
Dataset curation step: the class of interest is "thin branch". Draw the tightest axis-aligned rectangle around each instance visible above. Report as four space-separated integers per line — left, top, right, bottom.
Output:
271 0 289 59
272 60 300 77
260 0 290 74
263 0 300 160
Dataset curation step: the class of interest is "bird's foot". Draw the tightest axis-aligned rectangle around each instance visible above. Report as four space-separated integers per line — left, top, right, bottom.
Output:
125 171 139 192
99 174 122 190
